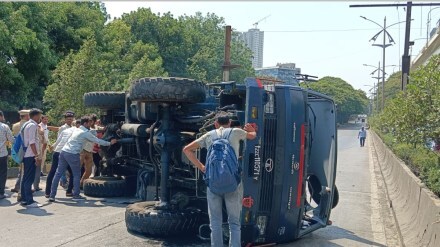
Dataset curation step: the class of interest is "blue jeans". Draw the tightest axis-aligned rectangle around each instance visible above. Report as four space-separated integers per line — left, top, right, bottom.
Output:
50 151 81 198
46 152 75 195
207 183 243 247
21 157 36 204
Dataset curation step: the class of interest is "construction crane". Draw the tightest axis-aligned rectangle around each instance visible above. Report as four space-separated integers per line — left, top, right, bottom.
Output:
253 15 271 29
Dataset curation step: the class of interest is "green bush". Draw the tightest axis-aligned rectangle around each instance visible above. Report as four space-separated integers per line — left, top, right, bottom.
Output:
7 158 18 168
426 167 440 195
374 130 440 196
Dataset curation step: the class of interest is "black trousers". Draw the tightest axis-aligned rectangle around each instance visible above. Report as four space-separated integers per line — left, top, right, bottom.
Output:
0 156 7 195
93 152 101 177
360 137 366 147
22 157 36 204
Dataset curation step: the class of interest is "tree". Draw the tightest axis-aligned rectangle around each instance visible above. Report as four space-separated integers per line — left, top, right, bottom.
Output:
43 39 107 121
304 76 369 123
0 2 107 111
375 55 440 145
122 10 254 83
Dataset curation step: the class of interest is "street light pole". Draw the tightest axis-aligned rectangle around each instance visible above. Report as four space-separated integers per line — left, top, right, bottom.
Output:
361 16 405 110
363 63 396 111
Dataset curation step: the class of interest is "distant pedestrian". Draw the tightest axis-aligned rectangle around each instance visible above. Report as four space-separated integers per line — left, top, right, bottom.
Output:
49 115 117 202
21 108 43 208
358 126 367 147
0 110 14 200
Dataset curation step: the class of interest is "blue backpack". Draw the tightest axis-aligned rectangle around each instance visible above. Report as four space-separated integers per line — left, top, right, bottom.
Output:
11 122 30 164
204 128 241 195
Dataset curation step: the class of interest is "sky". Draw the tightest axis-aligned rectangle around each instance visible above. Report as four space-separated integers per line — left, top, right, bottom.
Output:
102 1 440 93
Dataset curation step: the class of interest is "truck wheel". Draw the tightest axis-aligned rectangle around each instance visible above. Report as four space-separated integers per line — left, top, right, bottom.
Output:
83 176 126 197
84 92 126 109
125 201 201 237
129 77 206 103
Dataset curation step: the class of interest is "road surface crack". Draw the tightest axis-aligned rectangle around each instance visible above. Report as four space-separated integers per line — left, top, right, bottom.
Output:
55 219 125 246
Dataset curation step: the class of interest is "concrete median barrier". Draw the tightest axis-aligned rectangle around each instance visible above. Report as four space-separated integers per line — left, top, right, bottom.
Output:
371 131 440 247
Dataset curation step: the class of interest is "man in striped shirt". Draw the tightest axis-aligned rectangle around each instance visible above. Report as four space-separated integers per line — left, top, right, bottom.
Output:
0 110 14 200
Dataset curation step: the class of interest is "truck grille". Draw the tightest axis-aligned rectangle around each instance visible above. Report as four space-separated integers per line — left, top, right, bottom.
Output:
259 116 277 212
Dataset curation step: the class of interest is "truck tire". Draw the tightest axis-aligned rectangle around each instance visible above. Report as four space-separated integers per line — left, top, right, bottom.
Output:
125 201 201 237
84 92 126 109
129 77 206 103
83 176 126 197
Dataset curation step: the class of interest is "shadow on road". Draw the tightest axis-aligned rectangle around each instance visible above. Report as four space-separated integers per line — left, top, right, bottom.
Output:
290 226 387 247
16 207 54 216
0 194 20 207
127 230 210 247
327 226 387 247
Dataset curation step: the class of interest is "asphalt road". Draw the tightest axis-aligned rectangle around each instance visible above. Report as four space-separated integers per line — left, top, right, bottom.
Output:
0 126 390 247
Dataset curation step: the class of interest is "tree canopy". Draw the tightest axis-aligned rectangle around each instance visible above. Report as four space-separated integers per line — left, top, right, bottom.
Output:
0 3 255 122
0 2 107 111
373 55 440 145
304 76 369 123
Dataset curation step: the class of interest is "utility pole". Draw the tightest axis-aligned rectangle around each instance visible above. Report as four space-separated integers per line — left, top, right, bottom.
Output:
371 61 381 111
222 25 240 82
401 2 412 91
381 17 387 109
350 2 440 91
376 61 381 111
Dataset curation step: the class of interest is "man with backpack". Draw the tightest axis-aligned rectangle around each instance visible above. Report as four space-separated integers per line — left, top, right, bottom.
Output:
10 109 30 195
183 114 256 247
0 110 14 200
21 108 43 208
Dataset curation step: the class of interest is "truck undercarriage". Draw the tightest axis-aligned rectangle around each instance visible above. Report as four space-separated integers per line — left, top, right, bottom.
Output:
83 77 338 245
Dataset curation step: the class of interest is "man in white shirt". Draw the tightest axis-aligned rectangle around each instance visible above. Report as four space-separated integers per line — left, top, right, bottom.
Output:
45 112 76 197
49 115 116 201
39 115 49 173
21 108 43 208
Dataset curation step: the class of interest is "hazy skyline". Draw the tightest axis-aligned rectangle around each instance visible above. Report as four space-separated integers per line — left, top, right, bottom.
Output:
103 1 436 93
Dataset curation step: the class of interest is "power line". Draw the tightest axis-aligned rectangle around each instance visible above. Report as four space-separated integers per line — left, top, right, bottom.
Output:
238 27 426 33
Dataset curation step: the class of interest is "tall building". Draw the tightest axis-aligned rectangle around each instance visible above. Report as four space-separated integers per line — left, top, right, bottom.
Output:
255 63 301 85
240 28 264 68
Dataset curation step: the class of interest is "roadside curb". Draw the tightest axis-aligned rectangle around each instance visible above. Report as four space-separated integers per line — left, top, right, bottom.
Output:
370 131 440 247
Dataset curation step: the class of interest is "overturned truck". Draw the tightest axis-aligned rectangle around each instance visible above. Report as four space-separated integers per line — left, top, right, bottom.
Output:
83 77 339 245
